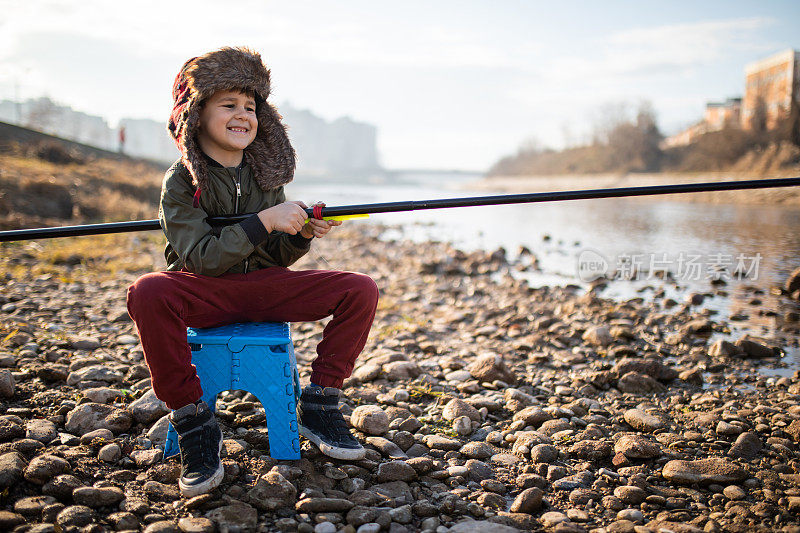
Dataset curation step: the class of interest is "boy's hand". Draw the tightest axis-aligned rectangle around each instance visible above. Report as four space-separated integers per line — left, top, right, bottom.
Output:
300 202 341 239
257 201 308 234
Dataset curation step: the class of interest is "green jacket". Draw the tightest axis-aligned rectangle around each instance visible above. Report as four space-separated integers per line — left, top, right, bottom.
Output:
159 158 311 276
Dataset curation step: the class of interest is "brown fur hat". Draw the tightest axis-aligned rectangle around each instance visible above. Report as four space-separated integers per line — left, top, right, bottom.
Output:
168 47 295 193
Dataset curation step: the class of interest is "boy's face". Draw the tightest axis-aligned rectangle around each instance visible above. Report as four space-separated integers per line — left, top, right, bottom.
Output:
197 89 258 157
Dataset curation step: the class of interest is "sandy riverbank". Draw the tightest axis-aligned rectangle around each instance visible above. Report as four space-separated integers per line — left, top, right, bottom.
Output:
0 225 799 532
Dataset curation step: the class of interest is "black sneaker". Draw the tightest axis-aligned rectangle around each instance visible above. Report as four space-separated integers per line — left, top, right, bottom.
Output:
170 401 224 497
297 385 366 460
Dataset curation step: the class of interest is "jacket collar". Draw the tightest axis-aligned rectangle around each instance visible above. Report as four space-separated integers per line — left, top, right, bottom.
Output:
202 151 246 170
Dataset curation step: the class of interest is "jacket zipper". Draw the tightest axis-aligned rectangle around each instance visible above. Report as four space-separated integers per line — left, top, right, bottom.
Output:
233 166 249 274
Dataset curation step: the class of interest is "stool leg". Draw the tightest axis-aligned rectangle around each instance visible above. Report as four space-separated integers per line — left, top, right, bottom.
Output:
164 421 179 458
236 345 301 460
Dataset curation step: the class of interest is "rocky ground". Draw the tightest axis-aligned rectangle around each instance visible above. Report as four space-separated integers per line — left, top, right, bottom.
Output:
1 224 800 533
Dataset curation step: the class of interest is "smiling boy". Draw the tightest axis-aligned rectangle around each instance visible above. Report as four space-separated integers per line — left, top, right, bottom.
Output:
126 47 378 497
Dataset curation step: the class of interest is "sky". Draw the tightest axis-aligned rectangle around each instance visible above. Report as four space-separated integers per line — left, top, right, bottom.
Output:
1 1 799 170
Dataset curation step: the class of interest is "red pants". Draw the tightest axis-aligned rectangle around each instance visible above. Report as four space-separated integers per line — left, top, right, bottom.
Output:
126 268 378 409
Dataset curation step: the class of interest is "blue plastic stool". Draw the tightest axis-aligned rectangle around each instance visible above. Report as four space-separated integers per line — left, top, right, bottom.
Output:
163 322 301 460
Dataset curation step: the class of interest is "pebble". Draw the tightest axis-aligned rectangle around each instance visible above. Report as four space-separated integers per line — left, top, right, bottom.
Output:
0 370 15 399
23 454 70 484
128 389 169 424
623 408 665 432
509 487 543 514
376 460 417 482
614 434 662 459
98 442 122 462
64 403 133 435
25 419 58 443
3 218 800 533
350 405 390 435
662 458 747 484
177 517 215 533
540 511 570 527
56 505 95 528
73 486 125 507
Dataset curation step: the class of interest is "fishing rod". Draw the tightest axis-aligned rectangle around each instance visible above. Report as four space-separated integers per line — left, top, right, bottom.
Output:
1 176 799 243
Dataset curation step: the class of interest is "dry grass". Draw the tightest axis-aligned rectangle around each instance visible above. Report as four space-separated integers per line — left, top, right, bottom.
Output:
0 232 165 282
0 150 164 230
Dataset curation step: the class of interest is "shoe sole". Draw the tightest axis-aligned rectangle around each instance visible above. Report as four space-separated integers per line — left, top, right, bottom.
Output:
178 436 224 498
299 425 366 461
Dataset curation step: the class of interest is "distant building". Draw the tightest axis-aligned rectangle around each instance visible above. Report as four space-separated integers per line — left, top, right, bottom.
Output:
281 103 381 177
704 97 741 131
663 49 799 148
0 98 382 176
742 48 799 131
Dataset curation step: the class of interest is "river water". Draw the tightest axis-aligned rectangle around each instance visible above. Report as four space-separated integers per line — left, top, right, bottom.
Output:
289 172 800 373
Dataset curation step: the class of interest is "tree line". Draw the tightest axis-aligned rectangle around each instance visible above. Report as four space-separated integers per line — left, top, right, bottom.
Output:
489 100 800 176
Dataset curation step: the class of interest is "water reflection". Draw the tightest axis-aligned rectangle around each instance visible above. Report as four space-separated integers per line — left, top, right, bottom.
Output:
289 174 800 371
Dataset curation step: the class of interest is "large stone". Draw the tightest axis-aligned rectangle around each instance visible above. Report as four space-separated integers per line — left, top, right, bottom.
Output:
246 471 297 511
42 474 84 501
734 337 776 359
0 452 26 488
178 517 215 533
461 441 494 460
14 495 57 516
662 458 747 485
504 388 536 412
207 502 258 531
26 419 58 443
614 358 677 382
73 486 125 507
467 353 515 384
708 339 742 358
0 510 25 530
67 336 101 351
614 434 662 459
617 371 666 394
56 505 95 528
0 370 14 399
509 487 543 514
785 267 800 294
23 454 70 484
0 417 25 442
350 405 389 436
568 439 613 461
128 389 169 424
529 444 558 464
383 361 421 380
67 364 124 386
582 326 613 347
82 387 124 404
442 399 481 422
512 406 550 427
449 521 522 533
65 403 133 435
729 432 763 460
295 497 354 513
148 414 172 446
351 364 382 382
623 409 666 432
425 434 462 451
376 460 417 482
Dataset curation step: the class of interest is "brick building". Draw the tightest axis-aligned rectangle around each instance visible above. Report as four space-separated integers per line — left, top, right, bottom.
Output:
704 97 741 130
664 49 799 147
742 48 799 131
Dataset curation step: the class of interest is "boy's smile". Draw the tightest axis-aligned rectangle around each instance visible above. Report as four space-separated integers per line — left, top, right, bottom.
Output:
197 89 258 167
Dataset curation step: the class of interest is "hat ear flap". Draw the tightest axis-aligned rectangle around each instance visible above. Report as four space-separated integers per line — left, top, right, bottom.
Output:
181 100 208 191
244 101 295 190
